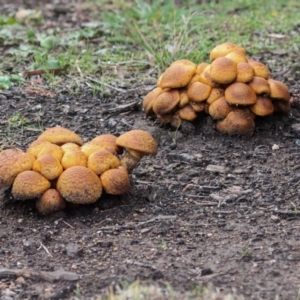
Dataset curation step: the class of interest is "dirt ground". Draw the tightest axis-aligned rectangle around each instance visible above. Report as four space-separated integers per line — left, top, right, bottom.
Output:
1 1 300 299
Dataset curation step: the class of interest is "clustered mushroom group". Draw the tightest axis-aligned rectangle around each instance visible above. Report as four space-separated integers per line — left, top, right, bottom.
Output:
0 127 157 215
143 42 291 135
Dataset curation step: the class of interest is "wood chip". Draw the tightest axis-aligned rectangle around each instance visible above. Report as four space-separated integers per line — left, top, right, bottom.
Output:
206 165 226 173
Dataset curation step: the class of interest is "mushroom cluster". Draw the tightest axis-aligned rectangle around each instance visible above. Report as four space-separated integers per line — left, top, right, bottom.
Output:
0 127 157 214
143 42 291 135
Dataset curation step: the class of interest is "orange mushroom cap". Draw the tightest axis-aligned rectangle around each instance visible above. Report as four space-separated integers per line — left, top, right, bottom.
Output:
225 82 257 106
57 166 102 204
37 127 83 146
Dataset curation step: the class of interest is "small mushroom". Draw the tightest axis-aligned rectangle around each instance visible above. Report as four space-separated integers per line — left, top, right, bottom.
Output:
247 59 270 79
268 79 290 102
248 76 270 96
152 89 180 116
143 87 165 116
26 139 52 158
89 134 122 154
225 82 257 106
236 62 254 83
187 81 212 102
210 42 246 61
60 143 81 153
33 154 63 180
100 166 130 195
210 57 237 85
57 166 102 204
116 130 157 172
12 170 51 201
87 149 121 175
216 109 255 136
61 150 87 169
37 127 83 146
208 96 232 120
178 104 197 121
157 59 197 88
36 189 66 215
250 96 274 116
0 149 35 189
225 50 248 64
37 143 64 162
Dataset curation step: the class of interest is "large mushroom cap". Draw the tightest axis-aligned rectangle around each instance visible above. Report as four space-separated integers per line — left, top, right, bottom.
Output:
57 166 102 204
12 170 51 201
36 189 66 215
225 82 257 105
100 166 130 195
37 127 83 146
116 130 157 156
187 81 212 102
158 59 197 89
248 76 271 95
0 149 35 189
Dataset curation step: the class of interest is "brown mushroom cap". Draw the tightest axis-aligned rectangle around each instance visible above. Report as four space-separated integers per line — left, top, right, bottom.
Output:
116 130 157 156
158 59 197 89
57 166 102 204
225 82 257 105
88 149 121 175
26 139 52 158
248 76 271 95
37 143 64 162
0 149 35 189
247 59 270 79
178 104 197 121
100 166 130 195
36 189 66 215
268 79 290 102
215 109 255 136
37 127 83 146
116 130 157 172
196 62 210 75
187 81 212 102
61 150 87 169
236 62 254 83
12 170 51 201
33 154 63 180
250 96 274 116
143 87 165 115
210 57 237 85
210 42 247 61
208 96 233 120
152 89 180 116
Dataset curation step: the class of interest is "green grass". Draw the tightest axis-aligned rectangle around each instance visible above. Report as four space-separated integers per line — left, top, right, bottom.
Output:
0 0 299 89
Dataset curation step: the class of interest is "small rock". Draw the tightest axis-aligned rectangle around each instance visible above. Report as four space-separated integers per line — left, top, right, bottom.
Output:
206 164 226 173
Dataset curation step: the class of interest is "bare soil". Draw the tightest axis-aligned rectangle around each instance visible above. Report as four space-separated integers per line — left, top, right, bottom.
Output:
1 1 300 299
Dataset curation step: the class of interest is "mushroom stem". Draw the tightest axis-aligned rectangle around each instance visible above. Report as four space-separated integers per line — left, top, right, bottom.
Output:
120 149 143 172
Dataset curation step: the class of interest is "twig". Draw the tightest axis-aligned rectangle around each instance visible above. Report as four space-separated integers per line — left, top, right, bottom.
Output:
86 76 128 93
0 268 79 282
97 215 177 231
38 242 53 257
272 209 300 215
192 200 219 206
213 210 234 214
62 220 75 229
